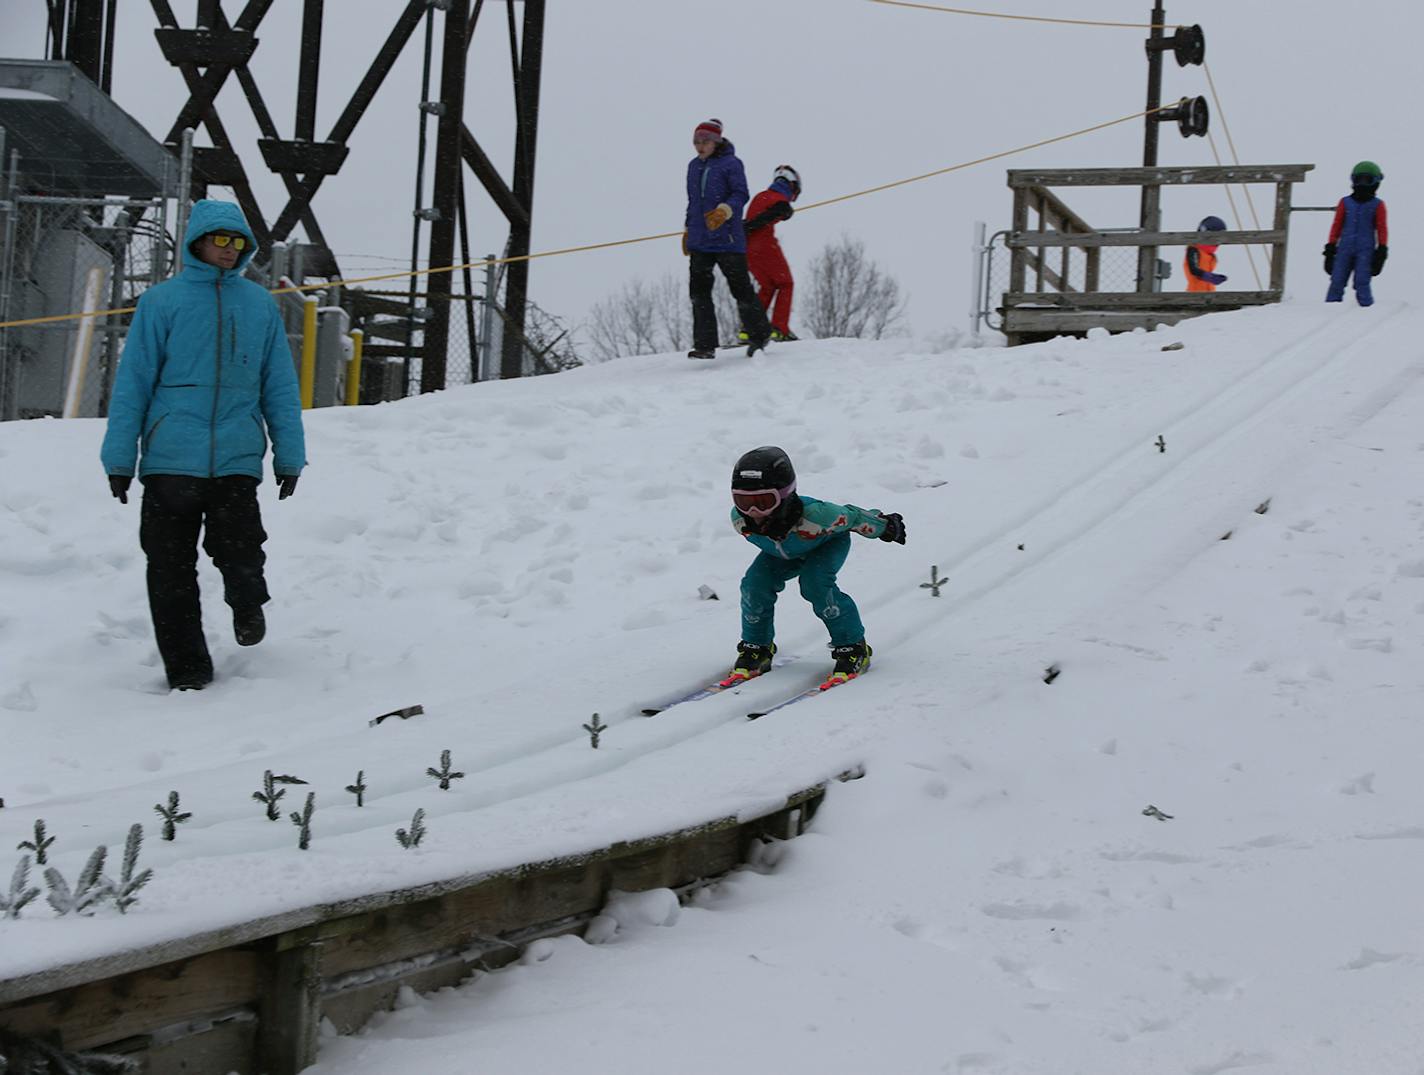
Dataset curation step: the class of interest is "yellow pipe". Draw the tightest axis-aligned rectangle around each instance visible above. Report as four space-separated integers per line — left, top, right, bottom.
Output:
299 297 317 410
346 329 363 406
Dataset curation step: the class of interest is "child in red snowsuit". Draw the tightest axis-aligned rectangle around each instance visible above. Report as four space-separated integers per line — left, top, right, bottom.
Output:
745 166 801 340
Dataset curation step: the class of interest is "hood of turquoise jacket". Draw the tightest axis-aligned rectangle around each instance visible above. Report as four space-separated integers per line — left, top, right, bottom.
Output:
100 199 305 481
183 199 258 277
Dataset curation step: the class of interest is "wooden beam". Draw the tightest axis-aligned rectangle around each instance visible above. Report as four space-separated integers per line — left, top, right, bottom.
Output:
1002 290 1280 309
1007 165 1314 188
1008 229 1285 249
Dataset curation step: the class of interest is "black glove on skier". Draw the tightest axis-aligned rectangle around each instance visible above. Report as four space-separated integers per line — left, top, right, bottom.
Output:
1371 245 1388 276
878 512 906 544
277 474 299 500
1322 243 1336 274
108 475 131 504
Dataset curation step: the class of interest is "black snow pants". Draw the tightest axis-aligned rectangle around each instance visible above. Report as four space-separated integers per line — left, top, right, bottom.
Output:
139 475 269 685
689 250 772 351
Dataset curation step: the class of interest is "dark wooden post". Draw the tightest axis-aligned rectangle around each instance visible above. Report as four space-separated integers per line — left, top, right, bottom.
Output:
258 940 323 1075
1009 185 1028 295
1269 180 1292 293
1137 0 1167 293
1034 190 1047 292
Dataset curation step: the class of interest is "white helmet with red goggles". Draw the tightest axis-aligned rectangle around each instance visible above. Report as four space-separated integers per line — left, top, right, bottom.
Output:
772 165 801 201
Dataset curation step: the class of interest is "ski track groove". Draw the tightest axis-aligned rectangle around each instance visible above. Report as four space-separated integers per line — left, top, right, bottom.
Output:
14 310 1422 873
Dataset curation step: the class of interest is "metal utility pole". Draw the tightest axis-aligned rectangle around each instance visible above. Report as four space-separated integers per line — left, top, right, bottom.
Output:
421 0 468 393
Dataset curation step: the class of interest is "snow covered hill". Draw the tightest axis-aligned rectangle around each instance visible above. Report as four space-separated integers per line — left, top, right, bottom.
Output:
3 304 1424 1072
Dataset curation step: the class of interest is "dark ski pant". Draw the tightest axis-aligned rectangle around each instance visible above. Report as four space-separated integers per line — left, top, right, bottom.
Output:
689 250 772 350
740 533 865 648
1326 244 1374 306
140 475 269 685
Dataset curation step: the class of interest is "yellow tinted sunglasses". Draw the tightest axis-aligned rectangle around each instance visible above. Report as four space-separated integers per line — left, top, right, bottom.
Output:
209 233 248 250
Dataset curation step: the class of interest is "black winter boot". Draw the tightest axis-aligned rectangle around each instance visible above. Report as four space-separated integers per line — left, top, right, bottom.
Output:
234 605 266 646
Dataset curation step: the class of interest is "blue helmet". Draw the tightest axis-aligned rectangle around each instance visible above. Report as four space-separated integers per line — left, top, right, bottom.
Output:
1198 215 1227 232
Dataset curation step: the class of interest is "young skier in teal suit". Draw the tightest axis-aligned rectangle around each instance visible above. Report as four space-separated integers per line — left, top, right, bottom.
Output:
727 446 906 688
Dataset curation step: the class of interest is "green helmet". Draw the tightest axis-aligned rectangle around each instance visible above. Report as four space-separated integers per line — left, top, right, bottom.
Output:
1351 160 1383 185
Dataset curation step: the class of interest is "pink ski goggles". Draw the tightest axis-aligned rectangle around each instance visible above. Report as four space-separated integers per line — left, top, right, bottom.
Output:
733 481 795 518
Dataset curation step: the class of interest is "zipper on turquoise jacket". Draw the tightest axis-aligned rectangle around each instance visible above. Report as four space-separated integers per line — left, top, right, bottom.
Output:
209 280 223 477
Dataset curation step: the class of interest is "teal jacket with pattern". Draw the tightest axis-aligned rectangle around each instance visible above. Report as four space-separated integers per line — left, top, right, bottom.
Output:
732 495 889 559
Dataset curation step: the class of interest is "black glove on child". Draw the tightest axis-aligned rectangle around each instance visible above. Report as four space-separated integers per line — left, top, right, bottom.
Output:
108 475 132 504
278 474 299 500
1371 245 1388 276
878 512 906 544
1322 243 1337 274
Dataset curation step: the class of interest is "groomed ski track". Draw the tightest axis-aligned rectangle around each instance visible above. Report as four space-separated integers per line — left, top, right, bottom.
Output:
2 301 1421 985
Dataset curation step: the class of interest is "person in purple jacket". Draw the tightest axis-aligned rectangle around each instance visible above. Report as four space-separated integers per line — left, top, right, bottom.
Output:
682 118 772 360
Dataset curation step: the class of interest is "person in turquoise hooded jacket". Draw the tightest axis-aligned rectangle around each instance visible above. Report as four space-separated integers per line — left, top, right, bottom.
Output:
101 199 305 691
726 446 905 690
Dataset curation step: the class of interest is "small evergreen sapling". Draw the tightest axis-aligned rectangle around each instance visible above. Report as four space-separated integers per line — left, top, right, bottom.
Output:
112 824 153 913
345 770 367 807
395 808 426 849
583 713 607 749
45 845 114 916
1 855 40 919
426 749 465 791
253 770 308 821
290 792 316 850
154 791 192 841
17 818 55 864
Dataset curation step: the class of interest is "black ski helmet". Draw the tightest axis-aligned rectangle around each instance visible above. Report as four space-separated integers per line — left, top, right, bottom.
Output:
732 446 795 492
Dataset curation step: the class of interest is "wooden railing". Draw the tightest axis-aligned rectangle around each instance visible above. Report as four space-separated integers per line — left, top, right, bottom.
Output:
1001 164 1313 343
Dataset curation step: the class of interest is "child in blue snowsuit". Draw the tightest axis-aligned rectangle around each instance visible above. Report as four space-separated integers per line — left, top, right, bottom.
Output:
1325 161 1388 306
726 446 905 687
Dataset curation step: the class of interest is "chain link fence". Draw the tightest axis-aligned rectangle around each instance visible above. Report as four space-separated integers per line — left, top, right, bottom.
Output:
976 228 1140 333
0 194 170 420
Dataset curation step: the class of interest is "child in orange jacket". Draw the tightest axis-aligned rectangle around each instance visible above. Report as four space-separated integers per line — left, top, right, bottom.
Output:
1184 215 1228 292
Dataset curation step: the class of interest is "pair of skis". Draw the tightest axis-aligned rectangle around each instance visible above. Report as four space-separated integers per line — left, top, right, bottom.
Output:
640 656 866 721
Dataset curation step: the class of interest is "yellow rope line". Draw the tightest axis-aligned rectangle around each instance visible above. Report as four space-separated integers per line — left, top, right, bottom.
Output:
797 105 1161 212
0 105 1166 332
866 0 1179 31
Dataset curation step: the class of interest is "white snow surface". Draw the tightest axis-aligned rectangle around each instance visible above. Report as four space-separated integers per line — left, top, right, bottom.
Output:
4 304 1424 1072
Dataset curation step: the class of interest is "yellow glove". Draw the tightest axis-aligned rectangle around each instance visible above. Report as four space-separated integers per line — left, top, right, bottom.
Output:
704 203 732 231
681 230 689 256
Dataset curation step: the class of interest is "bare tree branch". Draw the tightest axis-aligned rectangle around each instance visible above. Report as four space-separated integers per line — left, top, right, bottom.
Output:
802 234 908 340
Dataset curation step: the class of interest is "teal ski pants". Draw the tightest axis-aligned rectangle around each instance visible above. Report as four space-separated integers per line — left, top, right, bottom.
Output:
739 533 865 647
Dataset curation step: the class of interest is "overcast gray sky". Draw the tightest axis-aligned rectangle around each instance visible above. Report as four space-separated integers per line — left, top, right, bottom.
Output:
6 1 1417 341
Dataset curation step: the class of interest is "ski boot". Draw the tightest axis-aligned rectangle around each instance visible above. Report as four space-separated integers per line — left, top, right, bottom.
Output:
821 640 871 689
745 334 771 358
736 330 750 343
770 329 799 342
687 348 716 360
720 641 775 686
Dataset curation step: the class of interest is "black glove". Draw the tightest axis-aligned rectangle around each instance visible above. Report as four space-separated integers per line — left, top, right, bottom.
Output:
277 474 299 500
1371 245 1388 276
878 512 906 544
745 201 793 233
108 475 132 504
1322 242 1336 274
